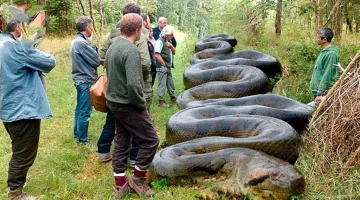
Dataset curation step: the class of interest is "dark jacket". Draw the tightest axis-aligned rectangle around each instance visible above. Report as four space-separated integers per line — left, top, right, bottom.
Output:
155 36 173 68
70 32 100 83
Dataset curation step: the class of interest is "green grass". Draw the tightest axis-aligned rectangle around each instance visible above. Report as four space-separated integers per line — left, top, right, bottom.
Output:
0 35 197 200
1 26 360 199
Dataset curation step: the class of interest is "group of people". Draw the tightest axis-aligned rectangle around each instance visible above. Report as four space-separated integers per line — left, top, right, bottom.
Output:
0 1 340 200
71 2 181 199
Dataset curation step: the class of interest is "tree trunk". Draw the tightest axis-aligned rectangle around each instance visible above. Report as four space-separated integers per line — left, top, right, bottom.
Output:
346 17 353 33
37 0 46 4
88 0 97 32
178 0 188 31
99 0 104 33
275 0 282 36
334 0 343 39
78 0 86 16
314 0 323 32
247 11 258 34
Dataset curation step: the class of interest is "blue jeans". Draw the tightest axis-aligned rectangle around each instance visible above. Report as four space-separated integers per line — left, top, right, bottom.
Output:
97 109 115 153
74 82 93 142
97 108 140 159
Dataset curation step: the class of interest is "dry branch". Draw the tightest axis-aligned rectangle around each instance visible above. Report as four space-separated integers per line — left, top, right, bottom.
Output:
306 50 360 172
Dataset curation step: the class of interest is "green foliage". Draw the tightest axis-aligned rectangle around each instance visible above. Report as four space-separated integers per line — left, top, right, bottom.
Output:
12 0 35 5
151 178 169 190
44 0 77 33
290 194 304 200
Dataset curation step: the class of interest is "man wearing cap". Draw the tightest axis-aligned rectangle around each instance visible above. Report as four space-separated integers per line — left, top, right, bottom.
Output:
155 25 177 107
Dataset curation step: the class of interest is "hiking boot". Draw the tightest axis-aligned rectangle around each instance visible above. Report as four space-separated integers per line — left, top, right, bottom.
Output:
98 152 112 162
128 177 155 197
170 97 177 103
115 182 132 199
8 187 39 200
158 100 169 107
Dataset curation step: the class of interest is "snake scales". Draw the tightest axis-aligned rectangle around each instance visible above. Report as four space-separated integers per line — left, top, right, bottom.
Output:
149 34 312 199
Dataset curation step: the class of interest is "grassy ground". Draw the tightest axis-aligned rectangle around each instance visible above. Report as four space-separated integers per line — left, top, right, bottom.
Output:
0 26 359 199
0 34 196 200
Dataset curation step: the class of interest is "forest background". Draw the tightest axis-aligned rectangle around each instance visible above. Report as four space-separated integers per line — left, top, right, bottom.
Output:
0 0 359 199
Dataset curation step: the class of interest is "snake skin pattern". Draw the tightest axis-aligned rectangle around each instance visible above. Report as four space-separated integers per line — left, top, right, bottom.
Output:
150 34 312 199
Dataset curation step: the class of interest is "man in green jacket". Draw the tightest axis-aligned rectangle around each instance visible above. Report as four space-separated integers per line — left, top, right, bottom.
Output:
310 28 340 106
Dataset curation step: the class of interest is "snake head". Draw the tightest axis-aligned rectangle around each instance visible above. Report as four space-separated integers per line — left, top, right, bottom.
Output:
241 159 305 199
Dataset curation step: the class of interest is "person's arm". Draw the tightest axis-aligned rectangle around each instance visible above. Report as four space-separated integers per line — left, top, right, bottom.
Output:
125 49 146 110
154 39 166 66
166 41 176 55
77 41 100 68
24 43 56 73
317 53 339 95
99 32 111 66
135 34 151 75
155 53 166 66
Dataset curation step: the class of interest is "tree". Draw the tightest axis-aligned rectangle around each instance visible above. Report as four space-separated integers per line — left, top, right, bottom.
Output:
275 0 282 36
88 0 97 32
44 0 76 33
78 0 86 15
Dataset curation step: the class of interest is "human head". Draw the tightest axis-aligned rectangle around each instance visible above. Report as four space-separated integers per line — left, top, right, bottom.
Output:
160 25 174 41
13 0 32 12
120 13 142 41
75 16 94 38
158 17 167 29
140 13 150 29
122 3 140 15
6 19 23 40
317 28 334 43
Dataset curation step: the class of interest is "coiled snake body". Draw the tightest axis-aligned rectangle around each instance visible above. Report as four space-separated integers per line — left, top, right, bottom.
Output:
149 34 312 199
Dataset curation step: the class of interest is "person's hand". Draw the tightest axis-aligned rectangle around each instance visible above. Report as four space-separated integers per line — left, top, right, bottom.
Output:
166 41 173 48
315 95 323 105
91 44 98 52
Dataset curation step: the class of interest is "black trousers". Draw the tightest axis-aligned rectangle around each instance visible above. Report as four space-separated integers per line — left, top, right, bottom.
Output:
108 103 159 173
3 119 41 190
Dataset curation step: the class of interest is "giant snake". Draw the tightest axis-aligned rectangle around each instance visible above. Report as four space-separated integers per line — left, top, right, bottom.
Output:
149 34 312 199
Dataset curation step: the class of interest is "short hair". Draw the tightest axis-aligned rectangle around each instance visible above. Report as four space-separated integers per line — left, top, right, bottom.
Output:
317 28 334 43
13 0 32 5
75 16 92 32
158 17 167 23
123 3 140 15
120 13 142 37
140 13 148 22
160 25 174 37
6 19 21 32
